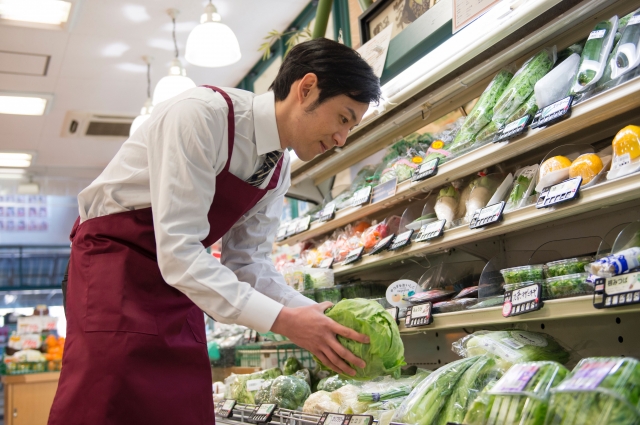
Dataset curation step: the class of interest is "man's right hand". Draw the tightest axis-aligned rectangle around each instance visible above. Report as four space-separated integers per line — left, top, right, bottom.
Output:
270 302 369 377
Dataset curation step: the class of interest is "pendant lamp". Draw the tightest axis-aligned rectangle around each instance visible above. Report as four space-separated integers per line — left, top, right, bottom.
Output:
185 1 241 68
152 9 196 106
130 56 153 136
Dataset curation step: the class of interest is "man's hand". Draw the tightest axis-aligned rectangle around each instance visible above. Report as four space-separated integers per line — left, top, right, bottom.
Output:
271 302 369 376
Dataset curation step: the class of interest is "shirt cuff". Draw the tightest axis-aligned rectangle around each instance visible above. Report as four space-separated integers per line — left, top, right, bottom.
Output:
287 293 317 308
236 290 284 333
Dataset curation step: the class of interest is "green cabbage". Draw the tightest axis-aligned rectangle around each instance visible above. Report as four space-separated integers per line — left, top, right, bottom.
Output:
317 299 406 380
267 375 311 410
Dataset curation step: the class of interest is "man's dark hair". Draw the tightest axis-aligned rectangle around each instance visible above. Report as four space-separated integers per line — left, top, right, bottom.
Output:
270 38 381 107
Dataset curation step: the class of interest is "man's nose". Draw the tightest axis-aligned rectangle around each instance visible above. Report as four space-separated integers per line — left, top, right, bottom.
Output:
333 130 348 147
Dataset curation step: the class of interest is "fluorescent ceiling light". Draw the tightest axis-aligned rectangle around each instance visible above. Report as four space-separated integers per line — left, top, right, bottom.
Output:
0 0 72 26
0 153 32 168
0 168 25 174
0 94 50 115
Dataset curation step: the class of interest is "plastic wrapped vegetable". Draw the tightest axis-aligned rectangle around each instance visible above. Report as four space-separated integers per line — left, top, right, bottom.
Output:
467 361 569 425
317 299 406 380
295 369 311 386
452 330 570 372
573 17 619 92
380 157 419 184
611 9 640 79
358 378 414 402
434 185 459 228
500 265 545 284
464 175 502 222
393 356 480 425
493 47 556 123
544 257 593 277
227 367 283 404
315 286 342 304
283 356 302 375
506 165 538 211
467 295 504 310
464 380 498 425
267 374 311 410
586 247 640 277
557 42 585 64
318 375 349 392
450 69 515 150
546 357 640 425
436 356 502 424
361 221 390 251
331 384 371 414
534 53 580 108
543 273 593 300
303 390 341 415
255 379 274 404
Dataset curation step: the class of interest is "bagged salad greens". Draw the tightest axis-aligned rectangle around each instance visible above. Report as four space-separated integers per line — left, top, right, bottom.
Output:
436 356 502 424
465 361 568 425
317 299 405 380
449 68 515 152
226 367 283 404
546 357 640 424
493 47 556 124
506 165 538 211
572 17 619 93
267 374 312 410
452 330 571 371
611 9 640 79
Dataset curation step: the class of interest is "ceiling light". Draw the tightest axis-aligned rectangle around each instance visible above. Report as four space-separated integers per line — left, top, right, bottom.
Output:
130 56 154 137
152 9 196 106
185 1 241 68
122 4 150 23
0 0 72 26
0 153 32 168
0 94 51 115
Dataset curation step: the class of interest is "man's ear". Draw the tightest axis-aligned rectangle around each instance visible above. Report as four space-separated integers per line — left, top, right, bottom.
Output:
297 73 318 104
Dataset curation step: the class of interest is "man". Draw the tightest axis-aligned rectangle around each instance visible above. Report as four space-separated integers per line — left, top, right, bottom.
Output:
49 38 381 425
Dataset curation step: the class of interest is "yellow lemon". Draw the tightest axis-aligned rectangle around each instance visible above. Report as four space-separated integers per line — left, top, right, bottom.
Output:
540 155 572 179
612 125 640 161
569 153 603 185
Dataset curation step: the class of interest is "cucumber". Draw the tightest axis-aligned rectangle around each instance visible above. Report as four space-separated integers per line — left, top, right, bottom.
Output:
573 17 618 92
611 9 640 78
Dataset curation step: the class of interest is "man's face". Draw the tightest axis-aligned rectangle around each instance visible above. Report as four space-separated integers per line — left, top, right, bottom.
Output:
288 85 369 162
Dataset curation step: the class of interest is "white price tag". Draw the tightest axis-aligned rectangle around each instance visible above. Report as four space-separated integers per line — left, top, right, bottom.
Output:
246 379 265 392
351 186 372 207
612 153 631 170
588 29 606 40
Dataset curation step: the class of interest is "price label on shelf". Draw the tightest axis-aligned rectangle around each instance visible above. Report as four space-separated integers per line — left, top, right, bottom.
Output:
502 283 543 317
343 247 365 265
348 415 374 425
318 413 348 425
593 271 640 309
216 399 236 418
415 219 446 242
295 215 311 234
530 96 574 129
386 306 399 322
405 302 433 327
351 186 372 207
319 202 336 222
285 220 299 236
369 234 395 255
319 257 335 269
276 224 288 241
412 158 439 182
536 177 581 208
469 201 505 229
250 404 277 423
371 178 398 204
389 230 414 251
495 115 531 142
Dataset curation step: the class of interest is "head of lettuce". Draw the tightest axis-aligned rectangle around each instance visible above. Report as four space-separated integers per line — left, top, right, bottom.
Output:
315 299 406 380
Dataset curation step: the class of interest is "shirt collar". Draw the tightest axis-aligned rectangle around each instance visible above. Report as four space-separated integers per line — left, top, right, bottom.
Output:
253 91 283 155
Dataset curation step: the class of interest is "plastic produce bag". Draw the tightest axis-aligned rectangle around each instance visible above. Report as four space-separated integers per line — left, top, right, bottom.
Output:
572 17 619 93
255 379 274 404
318 375 349 392
463 380 498 424
611 9 640 79
546 357 640 425
452 330 570 371
432 298 478 313
493 47 556 123
534 53 580 108
283 357 302 375
380 157 419 184
303 391 341 415
464 175 503 222
268 374 311 410
361 221 390 252
586 247 640 277
227 367 283 404
466 361 568 425
331 384 371 414
506 165 538 211
392 356 480 425
434 185 459 228
358 378 414 402
317 299 406 380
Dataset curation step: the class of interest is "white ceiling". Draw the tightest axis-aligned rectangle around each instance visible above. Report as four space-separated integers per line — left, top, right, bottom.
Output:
0 0 308 191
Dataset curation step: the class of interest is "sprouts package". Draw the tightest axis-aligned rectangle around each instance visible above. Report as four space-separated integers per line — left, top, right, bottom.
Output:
465 361 568 425
572 17 619 93
546 357 640 425
493 47 556 124
611 9 640 79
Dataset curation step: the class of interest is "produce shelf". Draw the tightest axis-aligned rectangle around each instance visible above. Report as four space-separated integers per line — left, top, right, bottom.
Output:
333 171 640 277
278 76 640 248
399 295 640 334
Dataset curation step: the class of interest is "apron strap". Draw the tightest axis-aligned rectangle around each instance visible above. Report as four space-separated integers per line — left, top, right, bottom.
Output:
201 86 235 173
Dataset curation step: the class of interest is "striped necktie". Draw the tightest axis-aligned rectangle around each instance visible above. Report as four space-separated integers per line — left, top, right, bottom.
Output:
246 150 283 187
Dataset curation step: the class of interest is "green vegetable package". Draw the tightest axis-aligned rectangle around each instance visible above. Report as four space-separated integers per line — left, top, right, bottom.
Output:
572 17 619 92
317 299 406 380
226 367 282 404
266 374 312 410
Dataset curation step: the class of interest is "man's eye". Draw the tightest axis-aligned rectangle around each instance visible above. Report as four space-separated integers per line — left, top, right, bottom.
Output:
341 116 348 124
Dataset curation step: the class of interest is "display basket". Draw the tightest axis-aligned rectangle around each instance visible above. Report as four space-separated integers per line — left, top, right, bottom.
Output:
235 343 315 370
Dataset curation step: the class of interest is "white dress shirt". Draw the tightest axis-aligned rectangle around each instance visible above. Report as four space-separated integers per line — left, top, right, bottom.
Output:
77 87 315 333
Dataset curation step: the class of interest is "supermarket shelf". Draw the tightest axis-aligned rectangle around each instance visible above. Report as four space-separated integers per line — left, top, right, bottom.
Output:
278 76 640 247
333 171 640 277
290 0 637 183
399 295 640 334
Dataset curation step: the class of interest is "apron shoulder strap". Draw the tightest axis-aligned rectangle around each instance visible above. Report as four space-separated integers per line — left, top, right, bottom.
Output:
201 85 235 173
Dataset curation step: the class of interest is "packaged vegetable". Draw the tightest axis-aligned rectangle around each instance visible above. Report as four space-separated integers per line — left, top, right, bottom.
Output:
450 69 515 151
342 283 371 300
543 273 593 299
573 17 619 92
303 390 341 415
332 384 371 414
586 247 640 277
546 357 640 425
463 380 498 425
468 361 569 425
436 356 502 425
475 121 502 144
315 286 342 304
283 357 303 375
545 257 594 277
380 158 419 184
255 379 274 404
432 298 478 313
226 367 283 404
393 356 480 425
361 221 390 251
493 47 556 124
452 330 571 371
506 165 538 211
611 9 640 79
569 153 604 185
510 92 539 121
317 375 349 392
266 374 311 410
535 53 580 108
358 383 413 402
424 118 466 164
557 42 585 64
434 185 459 228
500 265 545 284
317 299 405 380
464 175 503 222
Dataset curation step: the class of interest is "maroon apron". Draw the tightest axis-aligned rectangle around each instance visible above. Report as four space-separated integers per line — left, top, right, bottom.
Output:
48 86 284 425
